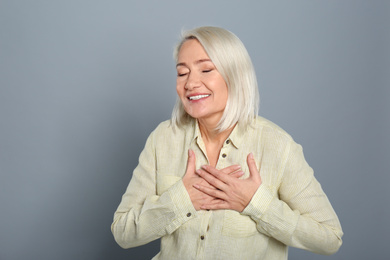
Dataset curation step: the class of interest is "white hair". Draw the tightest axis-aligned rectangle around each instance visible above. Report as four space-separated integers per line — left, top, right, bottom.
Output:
171 26 259 132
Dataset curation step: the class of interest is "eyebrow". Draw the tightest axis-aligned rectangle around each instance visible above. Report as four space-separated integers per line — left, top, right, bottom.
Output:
176 59 213 68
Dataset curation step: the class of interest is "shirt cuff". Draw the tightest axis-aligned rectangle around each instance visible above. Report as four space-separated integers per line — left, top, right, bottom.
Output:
241 184 274 218
166 179 197 231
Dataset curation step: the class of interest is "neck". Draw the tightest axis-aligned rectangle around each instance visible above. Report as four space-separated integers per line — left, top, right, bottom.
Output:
198 118 234 145
197 118 235 167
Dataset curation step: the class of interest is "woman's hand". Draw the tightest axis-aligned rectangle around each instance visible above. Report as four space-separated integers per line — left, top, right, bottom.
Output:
194 153 262 212
183 149 244 211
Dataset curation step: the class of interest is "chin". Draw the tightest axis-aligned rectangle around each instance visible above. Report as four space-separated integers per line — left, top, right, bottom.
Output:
184 109 205 119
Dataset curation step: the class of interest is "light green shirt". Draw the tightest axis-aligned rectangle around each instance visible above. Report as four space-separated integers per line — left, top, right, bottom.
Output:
112 116 343 259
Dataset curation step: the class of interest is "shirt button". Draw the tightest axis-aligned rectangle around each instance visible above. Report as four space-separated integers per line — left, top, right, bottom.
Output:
200 235 205 240
226 140 230 144
186 213 191 217
222 153 227 158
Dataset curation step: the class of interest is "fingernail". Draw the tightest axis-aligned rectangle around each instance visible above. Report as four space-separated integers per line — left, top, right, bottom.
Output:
249 153 254 159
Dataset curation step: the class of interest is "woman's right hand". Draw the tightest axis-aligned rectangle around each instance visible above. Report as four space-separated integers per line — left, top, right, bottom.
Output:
183 149 243 210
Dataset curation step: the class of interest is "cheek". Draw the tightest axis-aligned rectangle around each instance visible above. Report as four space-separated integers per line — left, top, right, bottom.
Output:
176 84 182 97
218 83 228 104
176 79 187 94
176 80 181 94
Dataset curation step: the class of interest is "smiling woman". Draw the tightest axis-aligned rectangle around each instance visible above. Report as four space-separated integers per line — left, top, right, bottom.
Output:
111 26 343 260
175 39 228 140
172 28 259 134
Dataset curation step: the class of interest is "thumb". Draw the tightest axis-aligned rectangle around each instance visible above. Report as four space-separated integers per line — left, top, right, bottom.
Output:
185 149 196 175
247 153 260 181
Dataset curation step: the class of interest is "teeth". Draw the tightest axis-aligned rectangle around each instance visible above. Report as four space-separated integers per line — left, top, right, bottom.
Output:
189 94 210 100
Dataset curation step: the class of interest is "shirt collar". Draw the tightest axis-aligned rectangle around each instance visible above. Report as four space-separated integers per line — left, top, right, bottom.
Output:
192 119 201 142
191 120 245 149
226 123 245 149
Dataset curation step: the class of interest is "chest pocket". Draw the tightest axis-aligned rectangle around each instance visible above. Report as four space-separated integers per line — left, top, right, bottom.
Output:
157 175 182 195
222 210 258 237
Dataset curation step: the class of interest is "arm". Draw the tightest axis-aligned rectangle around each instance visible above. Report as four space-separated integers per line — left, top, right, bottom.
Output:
111 134 243 248
111 131 197 249
242 141 343 255
195 141 343 255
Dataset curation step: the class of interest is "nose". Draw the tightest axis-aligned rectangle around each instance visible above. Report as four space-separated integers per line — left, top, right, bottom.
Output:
185 71 201 90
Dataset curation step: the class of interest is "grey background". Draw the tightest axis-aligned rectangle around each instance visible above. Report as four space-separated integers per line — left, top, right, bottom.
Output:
1 0 389 259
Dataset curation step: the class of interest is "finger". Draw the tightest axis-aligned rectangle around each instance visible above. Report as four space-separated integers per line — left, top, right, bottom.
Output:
201 165 232 184
229 170 244 178
185 149 196 175
196 168 228 190
220 164 241 175
193 183 228 201
200 200 230 210
247 153 260 180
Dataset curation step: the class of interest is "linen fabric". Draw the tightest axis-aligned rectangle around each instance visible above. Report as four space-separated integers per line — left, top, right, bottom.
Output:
111 116 343 259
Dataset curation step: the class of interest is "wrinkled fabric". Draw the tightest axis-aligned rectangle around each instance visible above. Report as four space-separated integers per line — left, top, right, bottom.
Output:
112 117 343 259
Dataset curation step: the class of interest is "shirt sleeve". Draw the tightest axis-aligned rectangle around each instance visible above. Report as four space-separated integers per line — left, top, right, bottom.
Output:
242 140 343 255
111 130 197 249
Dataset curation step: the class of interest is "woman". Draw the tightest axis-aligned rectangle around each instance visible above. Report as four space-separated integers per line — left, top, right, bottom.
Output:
111 26 343 259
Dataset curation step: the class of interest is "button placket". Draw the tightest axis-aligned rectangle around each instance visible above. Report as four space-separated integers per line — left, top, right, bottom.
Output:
221 139 231 160
199 210 211 242
218 146 229 169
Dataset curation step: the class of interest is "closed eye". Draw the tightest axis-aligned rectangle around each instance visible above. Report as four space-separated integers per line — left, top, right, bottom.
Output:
202 69 213 73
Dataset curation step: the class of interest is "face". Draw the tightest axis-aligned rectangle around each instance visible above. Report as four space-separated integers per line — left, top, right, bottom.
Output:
176 39 228 124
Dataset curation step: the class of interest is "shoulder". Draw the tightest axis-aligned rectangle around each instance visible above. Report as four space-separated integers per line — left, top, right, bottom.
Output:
148 119 194 145
251 116 293 142
151 119 192 135
152 120 172 134
148 120 173 141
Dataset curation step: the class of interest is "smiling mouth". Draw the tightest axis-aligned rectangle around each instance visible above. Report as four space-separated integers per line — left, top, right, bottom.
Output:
188 94 210 100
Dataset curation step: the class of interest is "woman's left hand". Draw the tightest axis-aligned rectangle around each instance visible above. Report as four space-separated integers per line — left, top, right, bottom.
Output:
194 153 262 212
